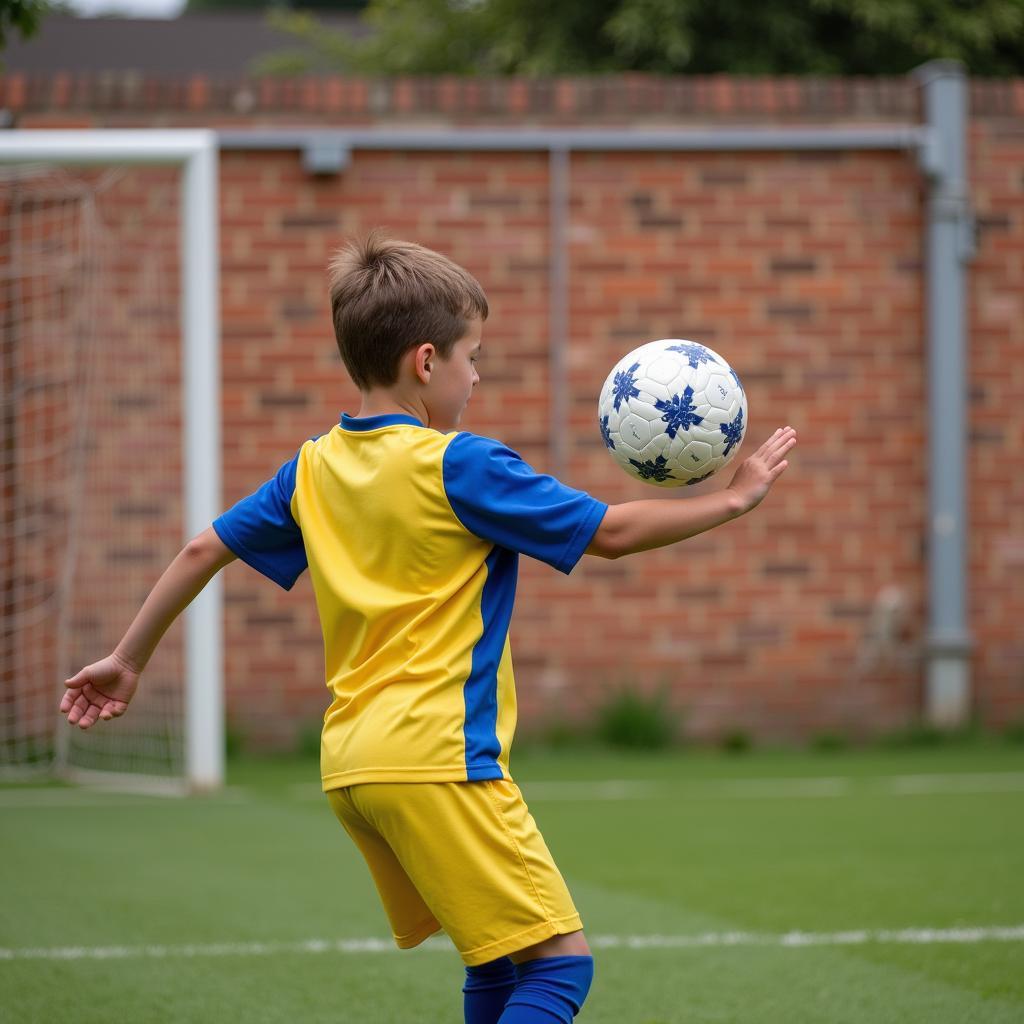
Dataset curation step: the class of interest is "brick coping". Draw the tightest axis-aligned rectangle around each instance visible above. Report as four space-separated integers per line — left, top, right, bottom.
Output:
1 72 1018 121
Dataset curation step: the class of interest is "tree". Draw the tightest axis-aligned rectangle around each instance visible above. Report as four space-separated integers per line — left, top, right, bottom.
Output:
185 0 367 10
259 0 1024 76
0 0 49 50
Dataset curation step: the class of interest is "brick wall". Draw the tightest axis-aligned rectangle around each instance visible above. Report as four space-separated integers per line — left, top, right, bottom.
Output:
968 112 1024 730
4 74 1021 749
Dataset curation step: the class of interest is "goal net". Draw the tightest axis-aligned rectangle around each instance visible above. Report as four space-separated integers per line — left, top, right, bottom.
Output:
0 132 222 792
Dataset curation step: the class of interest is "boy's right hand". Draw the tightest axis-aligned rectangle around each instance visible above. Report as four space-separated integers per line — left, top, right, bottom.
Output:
60 652 140 730
726 426 797 513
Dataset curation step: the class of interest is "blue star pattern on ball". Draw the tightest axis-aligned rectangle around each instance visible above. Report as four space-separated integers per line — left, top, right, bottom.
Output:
599 414 615 450
653 387 703 440
685 471 715 486
666 342 719 370
627 454 675 482
719 407 744 456
611 361 641 412
730 368 744 393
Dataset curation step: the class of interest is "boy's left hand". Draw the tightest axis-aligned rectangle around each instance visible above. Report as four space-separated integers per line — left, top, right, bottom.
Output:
60 652 140 729
726 426 796 513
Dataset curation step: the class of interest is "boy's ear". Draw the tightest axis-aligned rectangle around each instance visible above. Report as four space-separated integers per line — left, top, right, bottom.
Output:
413 342 436 384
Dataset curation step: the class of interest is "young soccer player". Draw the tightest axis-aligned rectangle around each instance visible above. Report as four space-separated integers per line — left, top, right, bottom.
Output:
60 234 796 1023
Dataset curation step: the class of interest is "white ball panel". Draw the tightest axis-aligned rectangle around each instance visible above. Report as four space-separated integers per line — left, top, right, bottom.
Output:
646 354 683 385
619 414 651 448
703 372 735 410
628 396 664 422
680 440 713 470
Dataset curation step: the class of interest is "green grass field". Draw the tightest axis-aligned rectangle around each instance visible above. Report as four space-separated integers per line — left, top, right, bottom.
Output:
4 743 1023 1023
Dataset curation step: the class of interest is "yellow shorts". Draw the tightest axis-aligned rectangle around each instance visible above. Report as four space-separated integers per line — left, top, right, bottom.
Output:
326 779 583 966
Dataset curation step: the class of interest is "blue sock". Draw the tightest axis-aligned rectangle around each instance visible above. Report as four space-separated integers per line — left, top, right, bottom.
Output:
464 956 517 1024
498 955 594 1023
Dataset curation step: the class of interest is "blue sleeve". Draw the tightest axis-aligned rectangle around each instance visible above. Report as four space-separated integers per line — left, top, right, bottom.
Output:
442 433 608 574
212 447 308 591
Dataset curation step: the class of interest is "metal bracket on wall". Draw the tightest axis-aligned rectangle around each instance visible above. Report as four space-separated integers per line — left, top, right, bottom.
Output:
302 137 351 175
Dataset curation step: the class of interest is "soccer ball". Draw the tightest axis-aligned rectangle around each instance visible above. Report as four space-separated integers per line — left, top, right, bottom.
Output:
598 340 748 487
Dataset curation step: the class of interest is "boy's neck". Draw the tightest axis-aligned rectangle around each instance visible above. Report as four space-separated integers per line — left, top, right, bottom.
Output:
355 390 426 424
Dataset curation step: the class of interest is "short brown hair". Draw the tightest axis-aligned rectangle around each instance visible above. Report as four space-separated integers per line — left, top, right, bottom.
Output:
328 233 488 391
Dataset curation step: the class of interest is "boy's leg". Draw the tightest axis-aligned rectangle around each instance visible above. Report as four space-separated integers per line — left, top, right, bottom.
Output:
497 931 594 1023
508 932 591 963
465 933 592 1024
464 929 591 1024
463 956 517 1024
339 781 591 1021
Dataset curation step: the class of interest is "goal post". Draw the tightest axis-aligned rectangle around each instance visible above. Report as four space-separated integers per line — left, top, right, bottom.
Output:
0 130 223 791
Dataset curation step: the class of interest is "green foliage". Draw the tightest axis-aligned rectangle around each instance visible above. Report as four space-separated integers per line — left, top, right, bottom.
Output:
258 0 1024 76
224 721 245 760
186 0 367 11
595 683 678 750
810 730 849 753
528 714 590 750
252 1 484 75
0 0 48 50
719 727 753 754
294 721 321 759
1004 716 1024 746
878 720 986 749
1 732 53 766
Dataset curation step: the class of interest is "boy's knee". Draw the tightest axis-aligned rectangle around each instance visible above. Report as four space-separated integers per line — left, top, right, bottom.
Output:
501 955 594 1022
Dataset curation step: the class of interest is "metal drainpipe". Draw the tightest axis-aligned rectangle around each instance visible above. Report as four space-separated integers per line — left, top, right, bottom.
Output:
548 145 570 479
914 61 975 727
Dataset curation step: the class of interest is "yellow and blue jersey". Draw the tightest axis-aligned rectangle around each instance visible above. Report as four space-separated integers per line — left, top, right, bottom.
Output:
212 413 607 790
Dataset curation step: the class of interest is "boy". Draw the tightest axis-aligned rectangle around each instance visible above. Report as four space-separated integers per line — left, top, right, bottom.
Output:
61 235 796 1023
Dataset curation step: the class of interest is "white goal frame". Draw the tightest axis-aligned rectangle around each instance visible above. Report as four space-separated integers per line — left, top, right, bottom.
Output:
0 130 223 790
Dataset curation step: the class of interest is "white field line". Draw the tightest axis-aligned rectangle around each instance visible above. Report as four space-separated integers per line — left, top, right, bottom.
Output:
0 786 251 808
509 772 1024 801
3 926 1023 962
888 772 1024 794
521 778 853 801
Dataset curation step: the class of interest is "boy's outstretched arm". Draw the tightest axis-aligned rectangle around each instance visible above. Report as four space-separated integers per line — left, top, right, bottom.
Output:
59 527 237 730
586 426 796 559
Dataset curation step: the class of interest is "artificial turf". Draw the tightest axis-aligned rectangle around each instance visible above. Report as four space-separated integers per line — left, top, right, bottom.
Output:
3 743 1022 1022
